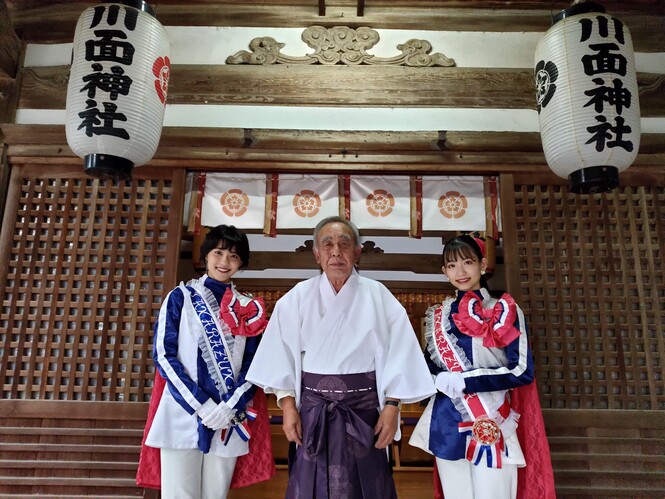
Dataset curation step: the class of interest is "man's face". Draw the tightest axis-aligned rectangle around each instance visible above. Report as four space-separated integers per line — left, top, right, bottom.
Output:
313 222 361 286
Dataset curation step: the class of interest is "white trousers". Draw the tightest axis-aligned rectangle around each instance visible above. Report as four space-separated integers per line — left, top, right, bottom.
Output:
160 448 237 499
436 457 518 499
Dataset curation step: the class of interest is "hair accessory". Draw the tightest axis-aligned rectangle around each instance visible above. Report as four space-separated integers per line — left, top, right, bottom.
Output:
473 237 486 258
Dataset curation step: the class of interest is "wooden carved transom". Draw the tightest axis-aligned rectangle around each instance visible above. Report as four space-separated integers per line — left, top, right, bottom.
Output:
294 239 384 253
361 241 384 253
226 25 456 67
296 240 314 252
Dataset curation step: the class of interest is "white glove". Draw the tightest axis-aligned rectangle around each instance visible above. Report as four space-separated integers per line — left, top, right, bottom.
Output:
435 371 466 399
197 400 235 430
196 399 217 420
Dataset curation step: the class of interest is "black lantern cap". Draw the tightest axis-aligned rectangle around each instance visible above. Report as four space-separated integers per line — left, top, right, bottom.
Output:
552 2 605 24
568 166 619 194
84 154 134 181
102 0 156 17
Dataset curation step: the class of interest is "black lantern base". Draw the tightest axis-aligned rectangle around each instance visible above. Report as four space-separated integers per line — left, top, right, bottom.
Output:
568 166 619 194
84 154 134 181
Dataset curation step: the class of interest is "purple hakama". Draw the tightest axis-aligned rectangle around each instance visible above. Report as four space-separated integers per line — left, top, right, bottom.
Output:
286 371 398 499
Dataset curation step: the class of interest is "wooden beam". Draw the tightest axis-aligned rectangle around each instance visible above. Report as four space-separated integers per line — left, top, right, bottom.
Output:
513 170 665 188
249 250 444 274
18 65 537 110
2 124 664 177
7 153 665 182
1 124 546 151
357 0 364 17
319 0 326 16
17 65 665 118
235 276 453 292
0 399 148 420
9 125 665 152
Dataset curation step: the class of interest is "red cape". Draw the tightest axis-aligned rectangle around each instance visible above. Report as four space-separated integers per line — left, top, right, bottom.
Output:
136 371 276 489
434 381 556 499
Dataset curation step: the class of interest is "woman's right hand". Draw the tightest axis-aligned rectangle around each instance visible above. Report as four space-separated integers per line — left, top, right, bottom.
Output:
197 399 235 430
281 396 302 446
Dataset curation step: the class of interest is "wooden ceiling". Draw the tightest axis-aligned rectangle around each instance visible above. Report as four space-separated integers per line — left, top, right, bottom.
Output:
1 0 664 181
5 1 665 47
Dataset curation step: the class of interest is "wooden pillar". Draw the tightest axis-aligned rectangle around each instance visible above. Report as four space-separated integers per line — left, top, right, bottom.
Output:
0 0 21 122
499 173 522 301
0 2 20 226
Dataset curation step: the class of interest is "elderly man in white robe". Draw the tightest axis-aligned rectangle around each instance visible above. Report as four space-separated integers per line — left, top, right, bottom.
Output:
247 216 435 498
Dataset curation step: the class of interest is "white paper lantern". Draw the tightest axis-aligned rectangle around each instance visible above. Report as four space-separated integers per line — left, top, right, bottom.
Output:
535 2 640 193
65 1 170 180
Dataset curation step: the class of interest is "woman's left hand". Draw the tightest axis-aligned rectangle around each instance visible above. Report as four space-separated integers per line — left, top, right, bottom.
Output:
201 401 235 430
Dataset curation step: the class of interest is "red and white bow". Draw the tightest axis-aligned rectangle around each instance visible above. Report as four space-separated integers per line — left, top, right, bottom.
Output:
220 288 268 337
452 293 521 348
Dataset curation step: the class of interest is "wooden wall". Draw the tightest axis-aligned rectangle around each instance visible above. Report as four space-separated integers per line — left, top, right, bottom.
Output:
0 3 663 496
1 162 663 412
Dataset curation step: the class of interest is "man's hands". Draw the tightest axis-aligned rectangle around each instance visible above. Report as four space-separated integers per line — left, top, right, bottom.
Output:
374 402 399 449
280 395 400 449
281 396 302 446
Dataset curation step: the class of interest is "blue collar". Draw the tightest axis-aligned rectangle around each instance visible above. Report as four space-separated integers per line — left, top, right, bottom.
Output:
456 288 488 302
204 276 231 303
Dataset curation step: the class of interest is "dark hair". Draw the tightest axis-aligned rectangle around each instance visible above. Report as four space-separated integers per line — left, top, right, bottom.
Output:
442 235 489 289
200 225 250 270
442 235 483 264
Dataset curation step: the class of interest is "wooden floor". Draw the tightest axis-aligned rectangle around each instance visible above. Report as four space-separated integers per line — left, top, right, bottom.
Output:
228 466 435 499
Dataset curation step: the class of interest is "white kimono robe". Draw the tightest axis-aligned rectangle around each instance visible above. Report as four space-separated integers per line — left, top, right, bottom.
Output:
247 271 435 434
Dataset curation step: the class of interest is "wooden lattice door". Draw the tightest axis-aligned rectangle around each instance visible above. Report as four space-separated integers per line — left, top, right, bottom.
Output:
0 164 185 402
505 176 665 410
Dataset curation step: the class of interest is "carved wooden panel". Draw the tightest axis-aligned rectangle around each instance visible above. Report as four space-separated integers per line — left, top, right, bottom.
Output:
512 181 665 410
0 164 184 401
226 26 455 66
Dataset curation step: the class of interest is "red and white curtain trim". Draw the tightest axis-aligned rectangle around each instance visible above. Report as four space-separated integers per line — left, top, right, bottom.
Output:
193 173 499 237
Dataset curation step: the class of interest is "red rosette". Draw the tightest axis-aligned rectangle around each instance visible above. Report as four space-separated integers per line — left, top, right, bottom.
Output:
452 293 521 348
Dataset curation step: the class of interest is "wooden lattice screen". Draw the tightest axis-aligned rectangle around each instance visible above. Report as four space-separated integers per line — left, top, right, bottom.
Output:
0 164 184 401
510 179 664 410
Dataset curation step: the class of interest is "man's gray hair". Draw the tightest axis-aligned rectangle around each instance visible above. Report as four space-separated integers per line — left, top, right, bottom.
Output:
313 216 361 249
